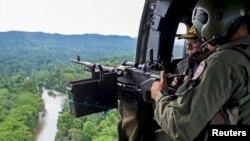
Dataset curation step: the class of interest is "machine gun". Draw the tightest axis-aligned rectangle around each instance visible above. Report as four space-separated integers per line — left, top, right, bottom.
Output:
66 56 183 117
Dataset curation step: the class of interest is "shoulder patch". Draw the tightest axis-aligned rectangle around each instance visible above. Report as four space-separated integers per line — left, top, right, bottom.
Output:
192 61 206 80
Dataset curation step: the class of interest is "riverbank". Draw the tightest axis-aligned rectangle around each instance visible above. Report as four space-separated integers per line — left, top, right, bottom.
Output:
33 88 67 141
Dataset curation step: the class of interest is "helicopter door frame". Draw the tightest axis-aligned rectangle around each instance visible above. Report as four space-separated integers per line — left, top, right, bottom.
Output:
136 0 198 72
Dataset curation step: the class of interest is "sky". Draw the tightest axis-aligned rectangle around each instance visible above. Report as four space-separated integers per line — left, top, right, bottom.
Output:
0 0 145 37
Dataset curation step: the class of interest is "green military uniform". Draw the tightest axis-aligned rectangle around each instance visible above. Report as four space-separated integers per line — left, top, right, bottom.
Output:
174 50 214 95
154 35 250 141
176 52 200 75
118 102 156 141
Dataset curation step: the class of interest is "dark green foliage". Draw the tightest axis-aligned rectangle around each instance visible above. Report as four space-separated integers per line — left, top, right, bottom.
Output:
0 31 136 73
0 78 43 141
0 31 136 140
56 102 119 141
0 31 136 91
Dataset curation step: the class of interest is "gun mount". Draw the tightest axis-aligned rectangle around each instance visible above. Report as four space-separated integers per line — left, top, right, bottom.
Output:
66 56 182 117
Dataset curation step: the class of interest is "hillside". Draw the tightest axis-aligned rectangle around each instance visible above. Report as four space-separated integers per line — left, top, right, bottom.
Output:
0 31 136 75
0 31 137 141
0 31 136 60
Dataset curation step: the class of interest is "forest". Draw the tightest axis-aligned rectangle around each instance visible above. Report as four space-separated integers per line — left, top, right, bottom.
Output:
0 31 136 141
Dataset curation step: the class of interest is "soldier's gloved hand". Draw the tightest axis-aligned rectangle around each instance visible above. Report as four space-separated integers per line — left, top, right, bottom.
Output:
151 70 168 101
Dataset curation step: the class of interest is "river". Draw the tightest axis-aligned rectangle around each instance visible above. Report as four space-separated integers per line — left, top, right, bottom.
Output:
34 88 67 141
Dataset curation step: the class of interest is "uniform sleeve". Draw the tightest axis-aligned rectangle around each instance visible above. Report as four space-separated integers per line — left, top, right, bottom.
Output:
154 58 240 140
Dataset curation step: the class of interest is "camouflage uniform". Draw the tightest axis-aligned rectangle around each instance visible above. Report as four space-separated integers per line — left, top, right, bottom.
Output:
176 52 200 76
176 49 213 77
174 50 213 95
154 36 250 141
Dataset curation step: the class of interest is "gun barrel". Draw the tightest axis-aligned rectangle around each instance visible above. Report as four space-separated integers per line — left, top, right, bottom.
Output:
70 59 115 72
71 59 94 69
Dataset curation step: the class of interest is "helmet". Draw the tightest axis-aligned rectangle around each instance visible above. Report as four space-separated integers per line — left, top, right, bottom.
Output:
192 0 249 45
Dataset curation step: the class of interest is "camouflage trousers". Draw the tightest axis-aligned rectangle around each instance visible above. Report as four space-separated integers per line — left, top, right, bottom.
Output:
118 101 158 141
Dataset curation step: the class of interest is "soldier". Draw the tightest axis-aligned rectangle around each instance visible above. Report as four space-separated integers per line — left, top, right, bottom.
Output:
151 0 250 140
171 26 216 93
176 26 202 74
171 26 203 88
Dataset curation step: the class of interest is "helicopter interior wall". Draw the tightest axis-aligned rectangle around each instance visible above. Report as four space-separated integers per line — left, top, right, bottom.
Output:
156 0 198 72
135 1 156 64
135 0 199 74
248 17 250 34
